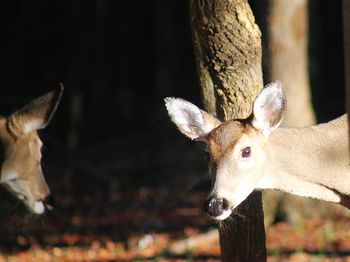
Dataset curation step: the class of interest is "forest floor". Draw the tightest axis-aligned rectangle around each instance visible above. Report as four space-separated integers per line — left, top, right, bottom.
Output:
1 182 350 262
1 132 350 262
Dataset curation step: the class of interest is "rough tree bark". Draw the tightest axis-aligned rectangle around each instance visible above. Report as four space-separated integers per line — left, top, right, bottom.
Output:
190 0 266 261
343 0 350 146
268 0 315 127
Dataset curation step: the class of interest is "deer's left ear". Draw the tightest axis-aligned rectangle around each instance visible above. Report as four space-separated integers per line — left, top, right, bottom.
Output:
251 81 286 137
8 84 64 136
165 97 221 140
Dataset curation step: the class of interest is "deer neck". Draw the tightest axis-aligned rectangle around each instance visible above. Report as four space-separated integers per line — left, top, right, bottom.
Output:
259 114 350 204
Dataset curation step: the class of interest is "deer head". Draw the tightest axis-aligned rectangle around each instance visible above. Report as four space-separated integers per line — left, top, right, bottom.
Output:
165 82 286 220
0 85 63 214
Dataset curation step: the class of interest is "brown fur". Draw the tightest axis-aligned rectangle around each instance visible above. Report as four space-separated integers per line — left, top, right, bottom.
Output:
0 86 63 214
207 120 245 161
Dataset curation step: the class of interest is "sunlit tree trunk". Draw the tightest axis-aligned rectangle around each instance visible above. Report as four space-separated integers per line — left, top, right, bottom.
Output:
264 0 317 227
268 0 315 127
190 0 266 261
343 0 350 148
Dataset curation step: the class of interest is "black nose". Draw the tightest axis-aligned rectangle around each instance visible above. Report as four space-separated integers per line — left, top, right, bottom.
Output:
204 197 228 217
43 195 55 210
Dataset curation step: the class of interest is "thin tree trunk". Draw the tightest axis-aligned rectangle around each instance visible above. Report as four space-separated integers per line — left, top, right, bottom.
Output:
268 0 315 127
343 0 350 149
190 0 266 261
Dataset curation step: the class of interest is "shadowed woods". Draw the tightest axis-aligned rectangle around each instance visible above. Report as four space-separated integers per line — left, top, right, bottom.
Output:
0 0 348 261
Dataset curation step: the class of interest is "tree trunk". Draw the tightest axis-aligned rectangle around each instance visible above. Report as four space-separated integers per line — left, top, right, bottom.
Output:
264 0 317 228
343 0 350 148
268 0 315 127
190 0 266 261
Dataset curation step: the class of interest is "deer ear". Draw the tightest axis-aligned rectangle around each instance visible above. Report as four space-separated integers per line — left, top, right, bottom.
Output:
165 97 221 140
251 81 286 136
8 84 64 136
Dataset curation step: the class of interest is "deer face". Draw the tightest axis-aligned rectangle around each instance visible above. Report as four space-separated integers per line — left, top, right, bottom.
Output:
165 81 286 220
204 121 270 220
0 86 63 214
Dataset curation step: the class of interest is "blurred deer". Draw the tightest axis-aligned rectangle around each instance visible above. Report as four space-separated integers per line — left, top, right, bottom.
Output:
0 86 63 214
165 82 350 220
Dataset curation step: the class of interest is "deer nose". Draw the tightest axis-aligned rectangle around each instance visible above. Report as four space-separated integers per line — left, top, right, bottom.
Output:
204 197 229 217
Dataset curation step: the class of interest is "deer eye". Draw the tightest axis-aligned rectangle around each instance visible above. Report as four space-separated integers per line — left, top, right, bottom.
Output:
241 147 251 158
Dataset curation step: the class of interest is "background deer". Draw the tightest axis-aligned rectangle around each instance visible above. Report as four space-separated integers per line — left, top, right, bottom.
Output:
165 82 349 220
0 86 63 214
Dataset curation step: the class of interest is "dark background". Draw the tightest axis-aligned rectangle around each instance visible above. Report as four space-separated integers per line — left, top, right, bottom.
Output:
0 0 346 255
1 0 205 190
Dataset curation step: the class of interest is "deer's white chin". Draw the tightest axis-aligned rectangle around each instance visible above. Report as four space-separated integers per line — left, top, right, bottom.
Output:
214 209 232 221
32 201 45 214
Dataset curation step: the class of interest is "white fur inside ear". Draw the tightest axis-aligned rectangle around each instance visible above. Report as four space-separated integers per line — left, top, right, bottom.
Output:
252 81 285 136
23 119 44 133
165 97 212 139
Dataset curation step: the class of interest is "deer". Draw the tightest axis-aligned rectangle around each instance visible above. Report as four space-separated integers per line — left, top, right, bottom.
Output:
165 81 350 221
0 86 63 215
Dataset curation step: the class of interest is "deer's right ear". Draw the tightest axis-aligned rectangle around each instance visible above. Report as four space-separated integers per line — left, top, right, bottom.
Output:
251 81 286 137
8 84 64 137
165 97 221 140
